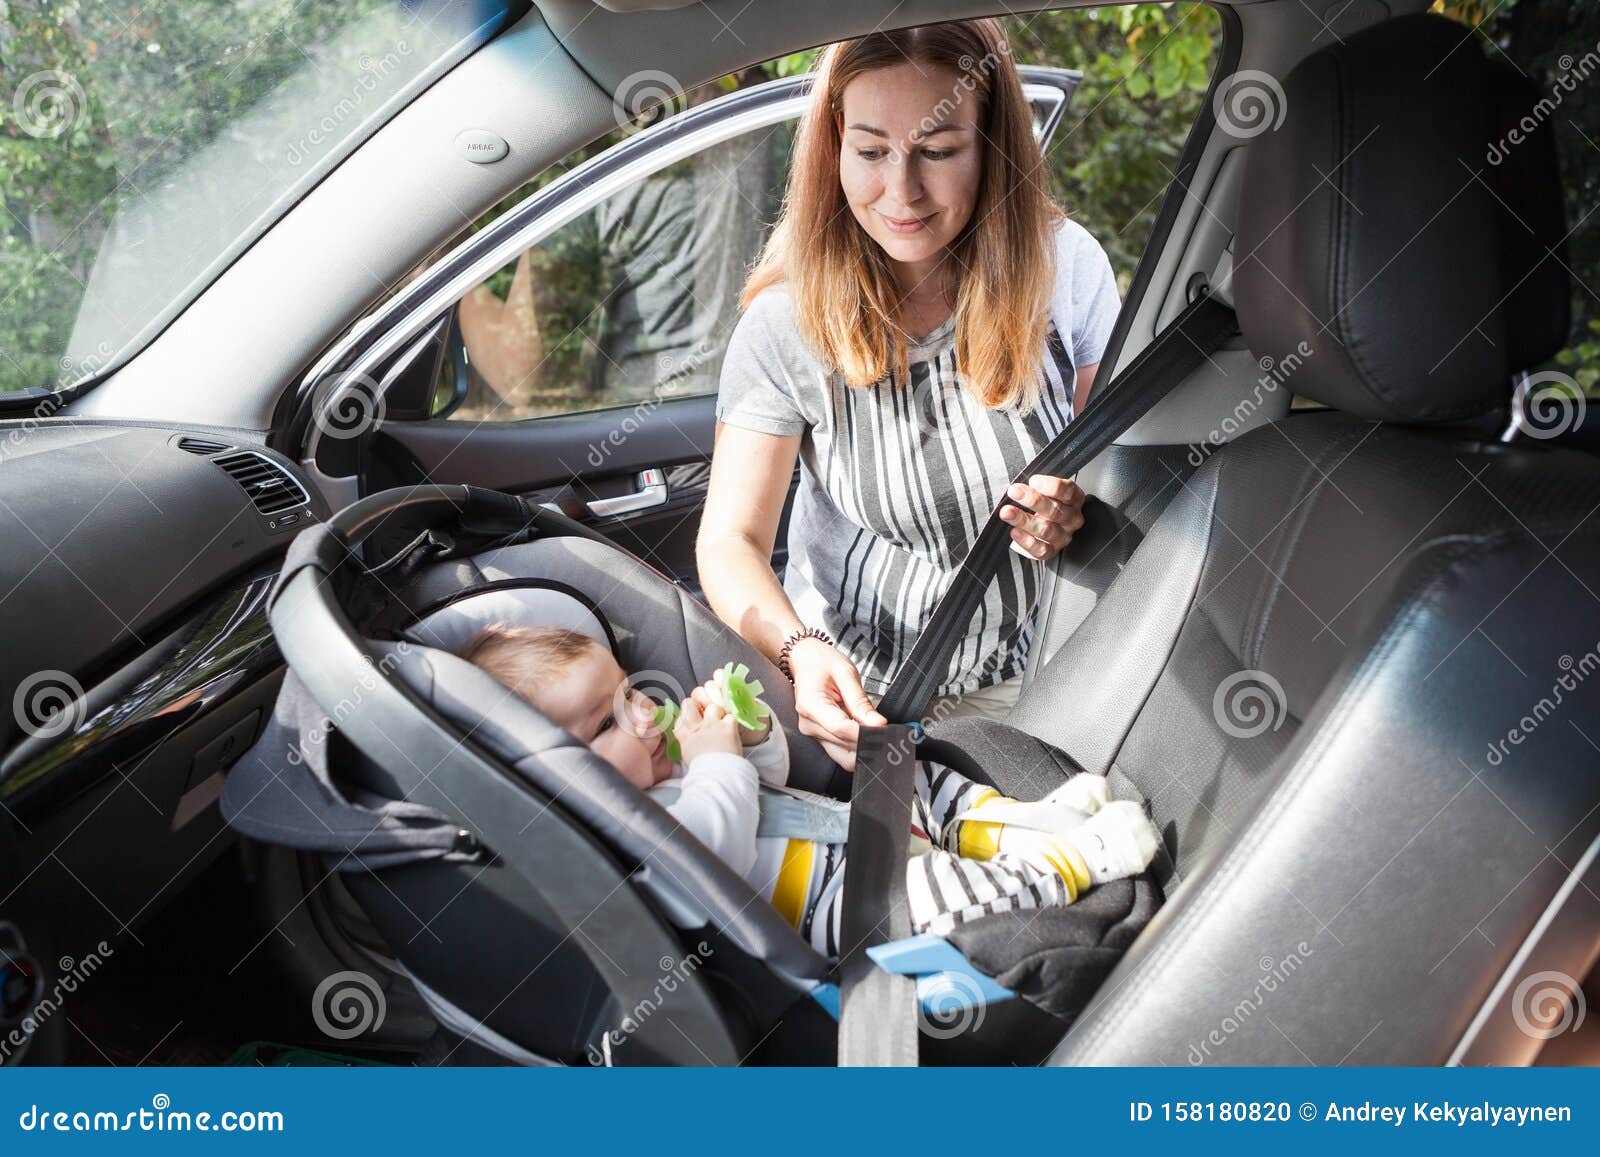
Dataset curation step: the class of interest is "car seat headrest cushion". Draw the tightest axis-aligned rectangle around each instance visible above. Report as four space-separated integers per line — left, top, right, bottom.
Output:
373 639 674 857
1232 13 1570 423
402 585 614 657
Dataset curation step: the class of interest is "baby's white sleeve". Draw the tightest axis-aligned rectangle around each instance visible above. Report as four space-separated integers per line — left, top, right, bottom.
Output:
662 753 761 879
740 717 790 788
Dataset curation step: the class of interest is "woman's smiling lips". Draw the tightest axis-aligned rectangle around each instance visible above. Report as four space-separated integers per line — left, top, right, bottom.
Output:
879 211 934 233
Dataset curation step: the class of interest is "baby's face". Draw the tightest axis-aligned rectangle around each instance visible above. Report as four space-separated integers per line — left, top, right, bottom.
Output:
524 642 673 790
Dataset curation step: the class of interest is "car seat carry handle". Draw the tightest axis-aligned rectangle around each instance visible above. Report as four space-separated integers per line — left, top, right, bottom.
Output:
321 482 617 553
837 290 1239 1067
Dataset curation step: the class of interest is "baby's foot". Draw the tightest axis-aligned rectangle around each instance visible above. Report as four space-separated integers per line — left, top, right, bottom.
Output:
1043 773 1111 815
1067 800 1160 885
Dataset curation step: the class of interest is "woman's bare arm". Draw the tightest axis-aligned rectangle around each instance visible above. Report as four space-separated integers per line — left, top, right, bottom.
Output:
697 422 885 770
1074 360 1099 415
696 423 806 661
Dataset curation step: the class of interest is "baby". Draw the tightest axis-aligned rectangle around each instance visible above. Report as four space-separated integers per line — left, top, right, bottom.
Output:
464 623 1158 955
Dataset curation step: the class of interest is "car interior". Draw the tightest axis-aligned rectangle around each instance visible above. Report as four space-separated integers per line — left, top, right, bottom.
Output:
2 0 1597 1067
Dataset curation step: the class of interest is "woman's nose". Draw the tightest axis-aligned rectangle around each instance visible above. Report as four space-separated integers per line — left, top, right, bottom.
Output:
886 152 923 204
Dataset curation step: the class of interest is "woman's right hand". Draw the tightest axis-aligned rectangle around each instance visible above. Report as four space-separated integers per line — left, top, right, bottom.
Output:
786 638 888 771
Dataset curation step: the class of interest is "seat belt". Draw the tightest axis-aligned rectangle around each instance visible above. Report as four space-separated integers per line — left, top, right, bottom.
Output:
835 290 1240 1066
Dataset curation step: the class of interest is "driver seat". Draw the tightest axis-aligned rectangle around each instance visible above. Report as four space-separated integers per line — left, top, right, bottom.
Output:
991 13 1600 1065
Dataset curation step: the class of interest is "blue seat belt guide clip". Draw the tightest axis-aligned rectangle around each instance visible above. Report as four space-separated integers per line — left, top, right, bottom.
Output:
866 932 1014 1016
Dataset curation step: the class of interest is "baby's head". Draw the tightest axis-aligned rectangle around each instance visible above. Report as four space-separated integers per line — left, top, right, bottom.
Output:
462 623 672 790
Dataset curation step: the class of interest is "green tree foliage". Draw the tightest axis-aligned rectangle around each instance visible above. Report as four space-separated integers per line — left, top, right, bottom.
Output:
1 0 409 393
1006 5 1219 286
471 6 1222 311
1435 0 1598 391
6 1 1592 401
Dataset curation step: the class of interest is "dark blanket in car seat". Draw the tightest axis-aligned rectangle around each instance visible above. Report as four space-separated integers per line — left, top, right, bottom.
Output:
914 716 1165 1024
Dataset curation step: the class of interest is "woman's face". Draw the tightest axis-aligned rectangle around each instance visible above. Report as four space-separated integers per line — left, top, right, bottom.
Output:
838 62 984 288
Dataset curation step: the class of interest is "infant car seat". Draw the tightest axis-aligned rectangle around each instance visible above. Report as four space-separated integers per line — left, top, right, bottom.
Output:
223 486 1161 1065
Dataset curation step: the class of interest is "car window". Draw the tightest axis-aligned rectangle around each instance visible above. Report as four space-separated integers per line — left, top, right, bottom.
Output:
434 74 1076 424
447 119 793 422
0 0 514 398
392 4 1226 426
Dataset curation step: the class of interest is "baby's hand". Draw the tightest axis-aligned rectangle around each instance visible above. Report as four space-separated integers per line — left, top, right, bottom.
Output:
691 678 771 746
674 697 742 764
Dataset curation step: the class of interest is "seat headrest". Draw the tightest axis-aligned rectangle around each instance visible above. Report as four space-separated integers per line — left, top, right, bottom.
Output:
1232 13 1570 424
402 585 615 657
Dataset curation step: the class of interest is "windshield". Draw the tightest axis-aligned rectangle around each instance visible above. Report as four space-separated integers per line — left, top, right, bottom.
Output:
0 0 513 397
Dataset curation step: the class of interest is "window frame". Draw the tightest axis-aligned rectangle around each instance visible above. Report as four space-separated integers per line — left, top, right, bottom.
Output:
287 67 1080 457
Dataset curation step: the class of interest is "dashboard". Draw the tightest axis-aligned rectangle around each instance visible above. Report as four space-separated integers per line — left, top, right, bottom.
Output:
0 420 326 963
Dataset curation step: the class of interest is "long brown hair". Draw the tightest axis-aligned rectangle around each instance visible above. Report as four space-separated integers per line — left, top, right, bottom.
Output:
742 19 1062 411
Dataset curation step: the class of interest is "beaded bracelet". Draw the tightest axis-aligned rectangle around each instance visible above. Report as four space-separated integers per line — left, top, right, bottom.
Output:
777 626 834 682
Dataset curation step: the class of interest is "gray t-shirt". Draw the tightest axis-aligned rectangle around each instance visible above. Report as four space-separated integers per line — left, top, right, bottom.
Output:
716 218 1121 698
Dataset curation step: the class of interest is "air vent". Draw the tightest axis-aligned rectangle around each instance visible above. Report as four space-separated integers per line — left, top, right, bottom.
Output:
213 451 310 516
176 436 230 455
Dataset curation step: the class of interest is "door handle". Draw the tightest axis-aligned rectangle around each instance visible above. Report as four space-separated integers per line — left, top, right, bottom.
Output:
585 468 668 518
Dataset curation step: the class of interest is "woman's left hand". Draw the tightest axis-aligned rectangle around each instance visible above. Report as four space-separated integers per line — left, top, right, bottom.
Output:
998 474 1088 561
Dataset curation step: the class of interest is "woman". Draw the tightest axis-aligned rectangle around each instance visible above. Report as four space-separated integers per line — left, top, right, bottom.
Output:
697 19 1121 771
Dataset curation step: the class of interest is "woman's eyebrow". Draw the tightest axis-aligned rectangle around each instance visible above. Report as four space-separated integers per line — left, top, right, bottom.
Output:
844 122 966 140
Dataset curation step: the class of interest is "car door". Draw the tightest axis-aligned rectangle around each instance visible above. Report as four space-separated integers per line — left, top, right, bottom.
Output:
287 68 1079 594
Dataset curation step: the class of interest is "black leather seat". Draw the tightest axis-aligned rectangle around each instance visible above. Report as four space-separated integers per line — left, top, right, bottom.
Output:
1007 14 1600 1064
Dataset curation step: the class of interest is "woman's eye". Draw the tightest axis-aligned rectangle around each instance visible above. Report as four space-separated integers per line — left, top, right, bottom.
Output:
856 149 886 161
922 148 955 161
595 715 615 739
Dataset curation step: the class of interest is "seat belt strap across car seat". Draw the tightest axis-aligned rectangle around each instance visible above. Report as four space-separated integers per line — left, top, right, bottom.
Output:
836 290 1239 1066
